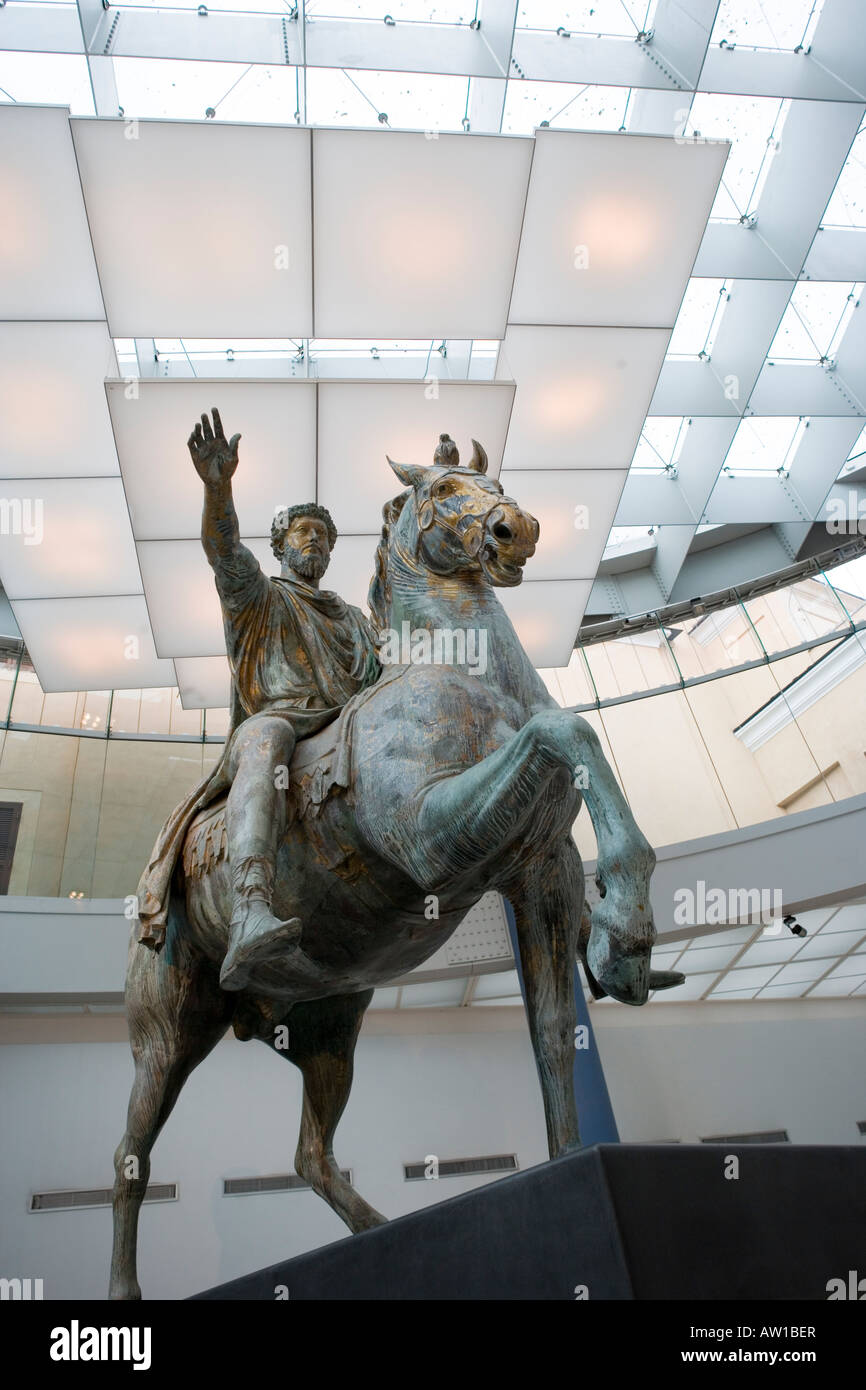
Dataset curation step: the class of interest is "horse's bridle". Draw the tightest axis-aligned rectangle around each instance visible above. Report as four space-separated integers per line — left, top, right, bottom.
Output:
412 469 509 561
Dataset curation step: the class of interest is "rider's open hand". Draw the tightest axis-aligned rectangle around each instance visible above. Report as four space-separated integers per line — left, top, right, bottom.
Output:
188 408 241 486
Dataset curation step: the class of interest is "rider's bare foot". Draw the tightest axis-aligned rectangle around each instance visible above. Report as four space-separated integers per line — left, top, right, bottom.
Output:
220 905 303 992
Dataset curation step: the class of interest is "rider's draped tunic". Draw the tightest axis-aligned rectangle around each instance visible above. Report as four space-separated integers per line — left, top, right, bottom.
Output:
136 543 380 950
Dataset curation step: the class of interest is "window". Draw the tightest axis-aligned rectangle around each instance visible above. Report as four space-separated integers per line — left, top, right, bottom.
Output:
0 801 23 895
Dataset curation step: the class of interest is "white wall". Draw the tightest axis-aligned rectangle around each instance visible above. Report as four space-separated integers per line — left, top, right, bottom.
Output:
0 999 863 1301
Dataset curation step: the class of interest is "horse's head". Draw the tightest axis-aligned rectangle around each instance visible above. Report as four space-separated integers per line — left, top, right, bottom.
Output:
386 434 539 587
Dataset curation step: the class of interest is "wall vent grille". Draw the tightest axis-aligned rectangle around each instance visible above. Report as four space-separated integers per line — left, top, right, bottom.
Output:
404 1154 518 1181
223 1172 351 1196
30 1183 177 1212
700 1130 790 1144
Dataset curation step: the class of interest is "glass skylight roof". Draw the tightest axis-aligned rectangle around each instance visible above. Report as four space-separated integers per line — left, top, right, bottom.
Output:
114 59 299 123
516 0 657 38
821 125 866 229
710 0 825 51
0 53 95 115
646 902 866 1003
767 282 862 362
308 0 471 20
630 418 689 474
722 417 807 477
666 280 729 358
306 68 469 127
3 0 866 657
684 95 789 221
501 81 630 136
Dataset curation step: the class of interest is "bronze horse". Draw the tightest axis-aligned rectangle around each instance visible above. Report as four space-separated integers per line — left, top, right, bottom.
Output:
110 438 679 1300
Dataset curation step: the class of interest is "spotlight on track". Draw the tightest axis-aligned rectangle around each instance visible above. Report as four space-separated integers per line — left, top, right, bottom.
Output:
784 914 807 938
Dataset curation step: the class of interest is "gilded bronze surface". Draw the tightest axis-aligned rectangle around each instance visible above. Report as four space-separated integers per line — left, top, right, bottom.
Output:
110 414 680 1299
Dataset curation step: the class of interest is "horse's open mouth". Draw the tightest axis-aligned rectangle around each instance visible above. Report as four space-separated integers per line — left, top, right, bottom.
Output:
479 545 526 586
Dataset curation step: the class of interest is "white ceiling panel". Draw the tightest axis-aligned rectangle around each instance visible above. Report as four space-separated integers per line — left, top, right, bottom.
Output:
71 119 313 337
508 129 728 329
499 469 628 581
312 129 533 339
497 326 669 470
0 106 104 321
10 596 175 693
109 381 317 540
317 381 515 533
497 579 593 668
0 478 142 600
174 656 231 711
0 323 119 479
138 537 274 658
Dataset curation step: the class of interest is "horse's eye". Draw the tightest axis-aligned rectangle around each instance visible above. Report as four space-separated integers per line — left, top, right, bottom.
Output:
433 478 457 498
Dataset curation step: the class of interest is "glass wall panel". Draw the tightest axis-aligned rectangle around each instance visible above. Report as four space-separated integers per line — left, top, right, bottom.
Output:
109 689 143 735
0 646 20 725
742 577 853 659
666 604 765 680
91 741 207 898
582 621 682 702
204 707 231 739
9 666 46 725
169 693 202 738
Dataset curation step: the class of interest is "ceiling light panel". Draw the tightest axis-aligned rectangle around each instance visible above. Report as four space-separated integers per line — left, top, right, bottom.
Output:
499 469 628 581
0 106 104 320
0 323 119 479
0 479 142 600
71 119 313 338
508 129 728 329
10 596 176 694
108 381 317 540
497 326 669 469
312 129 533 339
138 536 275 658
497 579 593 668
174 656 231 711
316 381 515 533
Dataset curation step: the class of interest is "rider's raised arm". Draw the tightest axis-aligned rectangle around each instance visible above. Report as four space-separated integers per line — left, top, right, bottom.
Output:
190 408 267 612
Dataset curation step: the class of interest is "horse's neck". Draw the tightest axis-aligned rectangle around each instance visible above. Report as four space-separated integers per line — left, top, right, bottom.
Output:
385 511 555 718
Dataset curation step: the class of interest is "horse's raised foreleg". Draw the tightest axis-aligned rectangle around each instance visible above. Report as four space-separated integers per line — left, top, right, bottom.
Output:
506 839 584 1157
265 989 387 1234
392 709 655 1003
109 942 232 1300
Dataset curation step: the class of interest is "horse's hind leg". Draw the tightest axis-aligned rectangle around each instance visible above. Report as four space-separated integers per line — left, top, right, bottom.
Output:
264 989 386 1234
505 838 584 1159
110 941 232 1300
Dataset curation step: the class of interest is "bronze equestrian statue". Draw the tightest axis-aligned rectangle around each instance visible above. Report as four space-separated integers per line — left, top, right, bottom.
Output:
110 410 681 1300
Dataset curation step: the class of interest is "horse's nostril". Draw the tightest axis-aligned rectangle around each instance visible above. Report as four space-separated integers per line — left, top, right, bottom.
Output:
492 522 513 542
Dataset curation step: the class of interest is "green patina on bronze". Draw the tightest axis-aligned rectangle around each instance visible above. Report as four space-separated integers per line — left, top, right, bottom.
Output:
110 412 681 1300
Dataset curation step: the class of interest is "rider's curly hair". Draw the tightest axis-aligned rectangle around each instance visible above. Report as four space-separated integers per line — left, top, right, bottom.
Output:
271 503 338 559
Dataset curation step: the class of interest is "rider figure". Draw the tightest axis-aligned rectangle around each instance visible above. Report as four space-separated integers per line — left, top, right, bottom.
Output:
186 408 380 991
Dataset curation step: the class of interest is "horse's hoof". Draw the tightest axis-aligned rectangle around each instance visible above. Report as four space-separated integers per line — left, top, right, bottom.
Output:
220 915 303 992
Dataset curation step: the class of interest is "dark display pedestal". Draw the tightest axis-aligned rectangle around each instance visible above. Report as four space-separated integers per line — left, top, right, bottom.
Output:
192 1144 866 1301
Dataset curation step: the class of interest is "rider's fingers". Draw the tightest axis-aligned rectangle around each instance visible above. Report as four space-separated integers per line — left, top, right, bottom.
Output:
200 413 214 443
212 407 225 440
229 432 241 456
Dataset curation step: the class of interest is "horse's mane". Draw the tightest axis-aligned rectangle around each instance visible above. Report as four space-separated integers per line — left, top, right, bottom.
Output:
368 489 410 633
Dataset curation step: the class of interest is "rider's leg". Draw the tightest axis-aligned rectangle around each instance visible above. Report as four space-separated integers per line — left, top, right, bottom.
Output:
221 714 302 991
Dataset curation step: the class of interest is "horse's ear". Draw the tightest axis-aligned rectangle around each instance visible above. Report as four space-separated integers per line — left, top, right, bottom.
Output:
386 456 432 490
468 439 488 475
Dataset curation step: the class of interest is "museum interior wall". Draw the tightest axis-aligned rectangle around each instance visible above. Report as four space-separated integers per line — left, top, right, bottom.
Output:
0 998 863 1300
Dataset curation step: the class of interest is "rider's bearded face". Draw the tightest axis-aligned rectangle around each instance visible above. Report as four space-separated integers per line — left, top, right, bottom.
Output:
282 516 331 581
